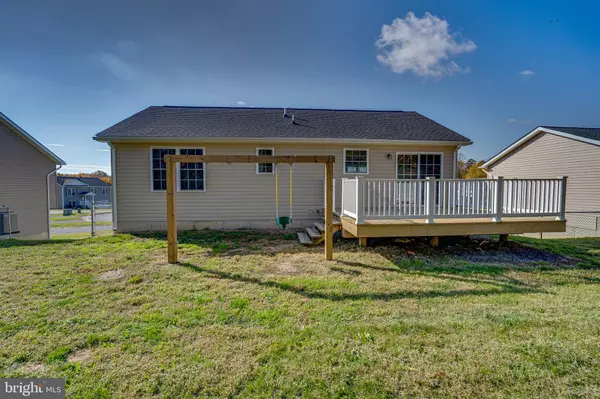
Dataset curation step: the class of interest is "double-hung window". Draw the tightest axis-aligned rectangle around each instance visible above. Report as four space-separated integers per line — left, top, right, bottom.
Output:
90 188 98 195
151 148 205 191
397 153 442 179
152 149 176 190
101 188 109 196
179 148 205 191
67 188 76 196
256 148 274 174
344 149 369 174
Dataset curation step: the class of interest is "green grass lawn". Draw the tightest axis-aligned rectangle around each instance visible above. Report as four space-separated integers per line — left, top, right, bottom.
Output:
51 210 112 228
1 232 600 398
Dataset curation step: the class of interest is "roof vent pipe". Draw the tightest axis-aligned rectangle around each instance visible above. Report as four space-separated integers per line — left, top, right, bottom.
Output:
291 114 295 125
283 108 287 117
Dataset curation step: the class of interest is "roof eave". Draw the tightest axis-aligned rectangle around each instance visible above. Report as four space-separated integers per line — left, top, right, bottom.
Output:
482 127 600 169
94 136 472 146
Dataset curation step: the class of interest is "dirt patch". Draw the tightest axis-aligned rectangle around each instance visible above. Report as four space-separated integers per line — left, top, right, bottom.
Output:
97 269 125 280
68 349 93 363
20 363 45 373
369 236 574 266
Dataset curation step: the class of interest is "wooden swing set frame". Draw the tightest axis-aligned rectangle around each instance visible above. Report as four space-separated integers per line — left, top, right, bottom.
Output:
164 154 336 263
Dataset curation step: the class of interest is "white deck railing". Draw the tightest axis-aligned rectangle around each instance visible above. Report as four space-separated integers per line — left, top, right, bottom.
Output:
341 176 567 224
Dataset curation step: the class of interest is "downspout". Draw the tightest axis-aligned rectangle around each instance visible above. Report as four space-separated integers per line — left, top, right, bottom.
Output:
109 142 118 231
46 165 62 239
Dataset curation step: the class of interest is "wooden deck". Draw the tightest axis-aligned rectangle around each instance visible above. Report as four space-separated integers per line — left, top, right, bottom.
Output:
341 216 566 238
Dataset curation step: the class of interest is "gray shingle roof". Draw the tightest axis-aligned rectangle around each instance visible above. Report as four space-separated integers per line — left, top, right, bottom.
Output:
57 177 110 187
540 126 600 142
94 106 471 143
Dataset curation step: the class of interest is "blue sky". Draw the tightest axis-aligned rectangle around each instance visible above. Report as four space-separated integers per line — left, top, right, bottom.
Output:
1 0 599 173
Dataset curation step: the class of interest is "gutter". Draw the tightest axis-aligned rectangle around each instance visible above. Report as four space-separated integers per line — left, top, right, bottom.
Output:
109 142 118 231
46 165 62 239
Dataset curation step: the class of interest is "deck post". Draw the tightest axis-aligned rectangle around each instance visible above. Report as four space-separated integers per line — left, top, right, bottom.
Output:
166 156 178 264
355 177 363 224
325 158 334 260
492 176 504 223
557 176 568 221
425 177 435 224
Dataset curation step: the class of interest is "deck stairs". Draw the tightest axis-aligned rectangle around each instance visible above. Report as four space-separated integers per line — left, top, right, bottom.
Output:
297 216 341 246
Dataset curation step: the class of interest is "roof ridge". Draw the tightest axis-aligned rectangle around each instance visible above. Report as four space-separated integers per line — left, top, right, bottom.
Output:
158 105 410 113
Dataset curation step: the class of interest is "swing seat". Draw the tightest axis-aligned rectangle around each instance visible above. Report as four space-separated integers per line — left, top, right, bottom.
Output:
276 216 291 230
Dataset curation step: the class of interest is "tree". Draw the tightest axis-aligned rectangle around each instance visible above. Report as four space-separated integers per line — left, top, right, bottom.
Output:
464 160 488 179
91 170 108 177
456 154 487 179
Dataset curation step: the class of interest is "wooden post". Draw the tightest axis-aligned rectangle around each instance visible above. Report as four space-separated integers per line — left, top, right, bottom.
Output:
359 237 368 247
557 176 568 221
430 236 439 247
324 158 334 260
492 176 504 222
499 234 508 242
166 156 178 264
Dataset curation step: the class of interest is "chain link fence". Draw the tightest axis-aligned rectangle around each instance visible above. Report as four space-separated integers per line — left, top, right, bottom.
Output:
90 203 113 236
522 211 600 239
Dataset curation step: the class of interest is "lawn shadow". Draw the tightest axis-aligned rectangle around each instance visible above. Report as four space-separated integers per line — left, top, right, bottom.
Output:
179 261 544 302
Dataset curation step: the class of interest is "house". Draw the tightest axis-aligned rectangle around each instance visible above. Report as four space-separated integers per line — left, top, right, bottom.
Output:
0 112 66 239
56 176 112 209
482 126 600 212
94 107 569 249
94 106 473 232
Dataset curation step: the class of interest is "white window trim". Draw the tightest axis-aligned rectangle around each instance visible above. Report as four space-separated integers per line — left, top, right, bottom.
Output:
150 147 207 193
90 187 98 195
395 152 444 179
67 188 76 196
343 148 369 175
256 147 275 174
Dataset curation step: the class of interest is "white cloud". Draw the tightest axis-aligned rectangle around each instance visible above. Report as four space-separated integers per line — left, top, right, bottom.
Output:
507 118 534 124
520 70 535 76
96 149 110 152
48 143 65 147
98 53 136 81
375 12 476 78
237 101 246 105
507 118 517 123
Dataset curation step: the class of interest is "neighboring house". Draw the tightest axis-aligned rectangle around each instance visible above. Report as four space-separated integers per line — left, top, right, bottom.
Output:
94 106 472 232
56 176 111 209
483 126 600 212
0 112 66 239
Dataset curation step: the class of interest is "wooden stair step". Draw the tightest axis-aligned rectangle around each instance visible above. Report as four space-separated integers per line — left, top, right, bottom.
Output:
305 227 322 240
297 232 313 245
314 222 325 233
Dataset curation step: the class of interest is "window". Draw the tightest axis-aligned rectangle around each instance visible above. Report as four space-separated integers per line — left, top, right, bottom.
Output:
67 188 76 196
90 188 98 195
256 148 274 174
179 148 205 191
152 148 176 190
397 153 442 179
344 149 368 174
101 188 109 196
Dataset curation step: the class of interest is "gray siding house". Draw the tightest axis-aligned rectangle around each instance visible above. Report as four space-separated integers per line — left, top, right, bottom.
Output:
94 106 471 232
483 126 600 212
0 112 66 239
56 177 111 209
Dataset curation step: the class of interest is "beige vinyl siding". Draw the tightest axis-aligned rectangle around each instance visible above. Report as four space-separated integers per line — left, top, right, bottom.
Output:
113 142 456 232
0 123 57 239
487 132 600 212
